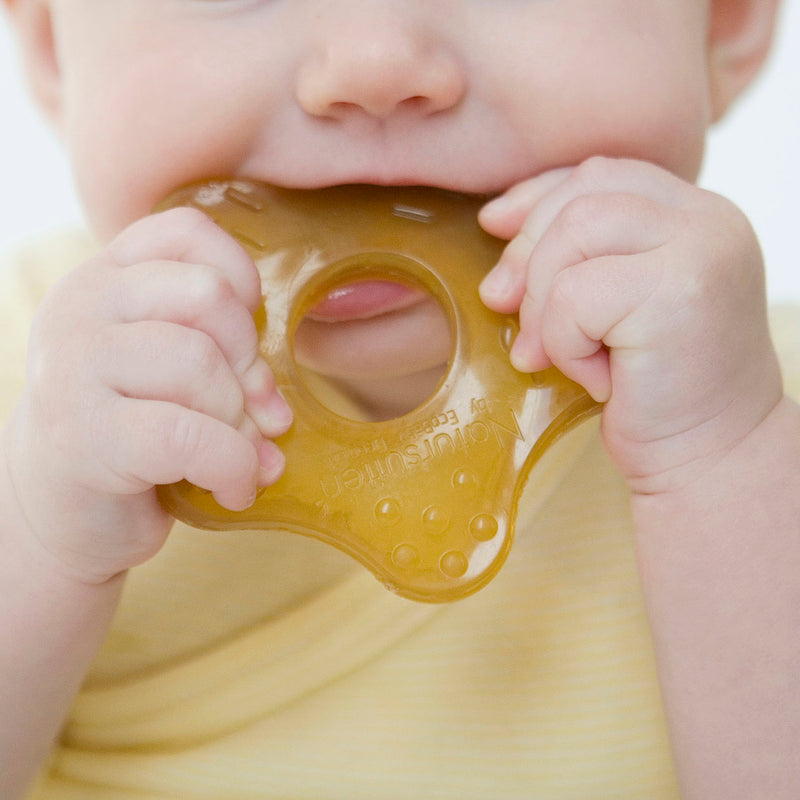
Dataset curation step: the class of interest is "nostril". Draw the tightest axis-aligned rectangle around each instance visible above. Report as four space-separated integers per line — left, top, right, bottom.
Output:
401 96 431 112
327 101 362 119
328 95 430 122
324 95 448 122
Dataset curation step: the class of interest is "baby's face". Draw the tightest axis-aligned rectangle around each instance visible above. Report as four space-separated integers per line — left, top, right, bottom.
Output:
50 0 712 240
47 0 713 415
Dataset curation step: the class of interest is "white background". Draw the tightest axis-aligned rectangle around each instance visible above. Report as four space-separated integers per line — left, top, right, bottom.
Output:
1 3 799 303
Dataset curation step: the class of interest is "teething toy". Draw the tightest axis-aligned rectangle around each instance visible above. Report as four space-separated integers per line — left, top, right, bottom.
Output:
157 180 599 602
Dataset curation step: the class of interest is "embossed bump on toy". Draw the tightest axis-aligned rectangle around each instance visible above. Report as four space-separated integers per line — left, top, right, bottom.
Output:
156 180 600 602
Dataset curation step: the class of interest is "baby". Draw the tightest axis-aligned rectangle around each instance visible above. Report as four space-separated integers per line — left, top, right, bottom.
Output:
1 1 798 798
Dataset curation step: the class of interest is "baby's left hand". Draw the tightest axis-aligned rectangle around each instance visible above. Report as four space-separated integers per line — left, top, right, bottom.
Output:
479 157 783 495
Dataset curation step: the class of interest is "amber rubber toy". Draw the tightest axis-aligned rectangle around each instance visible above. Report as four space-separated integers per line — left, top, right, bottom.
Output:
156 180 600 602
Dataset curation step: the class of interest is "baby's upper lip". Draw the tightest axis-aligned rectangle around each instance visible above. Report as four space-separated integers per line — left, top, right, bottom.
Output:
234 169 502 202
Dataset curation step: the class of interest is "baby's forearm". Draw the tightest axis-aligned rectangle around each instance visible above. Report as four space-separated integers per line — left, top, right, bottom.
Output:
632 395 800 800
0 439 124 800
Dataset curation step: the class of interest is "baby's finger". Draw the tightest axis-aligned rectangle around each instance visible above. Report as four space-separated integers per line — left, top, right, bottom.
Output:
109 206 263 312
517 157 688 250
100 397 280 511
115 259 258 377
510 192 676 375
93 321 249 430
479 170 574 310
479 232 534 314
479 167 574 239
523 191 673 323
112 261 292 436
531 253 662 402
238 358 293 439
480 159 690 311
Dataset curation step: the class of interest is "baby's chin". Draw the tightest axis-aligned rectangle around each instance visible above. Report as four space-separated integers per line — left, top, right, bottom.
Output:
292 292 453 421
302 364 449 423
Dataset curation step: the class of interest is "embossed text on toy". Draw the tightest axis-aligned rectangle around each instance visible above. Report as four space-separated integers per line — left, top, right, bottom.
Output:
318 399 523 499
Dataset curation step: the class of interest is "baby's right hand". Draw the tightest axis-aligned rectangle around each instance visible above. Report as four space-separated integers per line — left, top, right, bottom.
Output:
3 208 292 584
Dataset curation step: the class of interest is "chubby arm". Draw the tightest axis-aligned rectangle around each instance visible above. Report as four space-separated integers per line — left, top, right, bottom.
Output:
632 394 800 799
0 209 292 798
0 459 124 799
480 156 800 798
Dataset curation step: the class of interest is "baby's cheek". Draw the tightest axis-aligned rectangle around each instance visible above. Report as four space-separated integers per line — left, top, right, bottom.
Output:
65 73 258 241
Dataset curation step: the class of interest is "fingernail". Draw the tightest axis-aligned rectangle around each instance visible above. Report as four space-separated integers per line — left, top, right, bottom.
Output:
479 265 512 301
243 487 258 509
266 390 293 429
257 439 286 485
251 391 293 435
480 193 513 221
509 337 532 372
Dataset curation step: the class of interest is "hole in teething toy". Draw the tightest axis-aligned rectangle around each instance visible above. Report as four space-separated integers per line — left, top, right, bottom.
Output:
292 272 453 422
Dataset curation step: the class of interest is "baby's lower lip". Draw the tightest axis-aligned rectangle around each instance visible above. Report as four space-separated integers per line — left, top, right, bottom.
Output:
305 280 428 322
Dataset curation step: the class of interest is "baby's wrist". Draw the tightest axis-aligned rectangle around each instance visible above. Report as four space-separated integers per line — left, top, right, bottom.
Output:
628 391 795 505
1 414 133 588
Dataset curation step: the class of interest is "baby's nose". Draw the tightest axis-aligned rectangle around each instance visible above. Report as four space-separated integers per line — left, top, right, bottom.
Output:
295 11 466 121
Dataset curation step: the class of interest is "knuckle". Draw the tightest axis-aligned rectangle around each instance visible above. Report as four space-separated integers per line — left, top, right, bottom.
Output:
191 267 236 311
216 380 247 426
721 199 760 261
184 331 225 378
86 321 118 360
548 269 579 317
160 205 215 236
681 195 762 304
229 320 261 375
573 155 616 190
164 410 203 466
557 194 601 239
111 206 220 266
239 441 260 477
